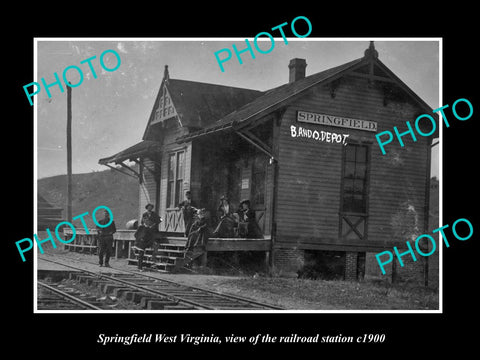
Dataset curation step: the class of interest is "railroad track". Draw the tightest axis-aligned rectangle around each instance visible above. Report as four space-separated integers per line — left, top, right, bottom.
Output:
37 281 103 310
38 257 283 311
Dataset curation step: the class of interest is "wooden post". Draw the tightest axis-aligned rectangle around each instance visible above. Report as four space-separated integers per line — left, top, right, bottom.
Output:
423 137 433 287
264 251 270 273
200 251 207 267
66 85 72 223
269 111 283 273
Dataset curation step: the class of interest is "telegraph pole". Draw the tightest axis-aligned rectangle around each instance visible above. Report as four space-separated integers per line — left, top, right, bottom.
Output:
66 85 72 223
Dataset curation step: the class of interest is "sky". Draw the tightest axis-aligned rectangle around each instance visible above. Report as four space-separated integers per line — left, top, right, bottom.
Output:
35 38 440 179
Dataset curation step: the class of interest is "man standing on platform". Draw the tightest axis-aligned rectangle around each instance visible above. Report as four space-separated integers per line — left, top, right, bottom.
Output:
96 209 117 267
141 203 161 241
178 190 197 237
135 203 162 271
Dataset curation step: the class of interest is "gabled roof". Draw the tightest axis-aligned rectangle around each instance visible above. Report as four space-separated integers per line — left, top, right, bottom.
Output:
100 42 436 167
102 76 262 165
169 79 264 128
38 194 62 212
143 77 263 140
98 140 162 165
176 58 364 142
177 43 435 143
38 194 64 230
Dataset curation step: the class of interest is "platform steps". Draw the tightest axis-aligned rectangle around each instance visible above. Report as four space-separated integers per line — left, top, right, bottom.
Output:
128 243 204 273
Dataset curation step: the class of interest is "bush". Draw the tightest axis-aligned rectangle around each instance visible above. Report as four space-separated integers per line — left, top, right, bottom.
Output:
298 250 345 280
205 251 267 276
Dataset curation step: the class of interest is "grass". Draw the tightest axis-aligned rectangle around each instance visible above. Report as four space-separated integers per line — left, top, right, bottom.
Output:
190 251 439 310
39 249 439 311
204 276 439 310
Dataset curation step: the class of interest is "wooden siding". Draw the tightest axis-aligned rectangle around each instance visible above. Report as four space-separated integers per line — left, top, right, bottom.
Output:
263 159 273 235
138 158 158 219
241 153 272 235
190 141 203 206
275 76 431 250
158 120 191 232
139 118 192 233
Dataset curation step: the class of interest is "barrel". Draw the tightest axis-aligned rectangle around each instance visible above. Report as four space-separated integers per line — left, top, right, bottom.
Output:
126 219 138 230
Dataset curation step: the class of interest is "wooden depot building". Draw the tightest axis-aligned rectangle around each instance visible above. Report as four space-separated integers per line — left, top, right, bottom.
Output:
99 42 436 283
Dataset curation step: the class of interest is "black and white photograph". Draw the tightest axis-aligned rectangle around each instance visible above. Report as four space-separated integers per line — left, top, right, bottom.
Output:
33 39 441 313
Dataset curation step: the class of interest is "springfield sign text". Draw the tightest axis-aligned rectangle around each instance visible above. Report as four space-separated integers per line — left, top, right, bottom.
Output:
297 111 378 132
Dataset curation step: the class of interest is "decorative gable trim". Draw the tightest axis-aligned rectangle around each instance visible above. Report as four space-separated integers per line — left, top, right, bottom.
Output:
150 85 180 126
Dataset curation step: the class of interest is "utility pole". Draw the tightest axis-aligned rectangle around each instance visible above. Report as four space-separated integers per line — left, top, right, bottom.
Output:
66 85 72 223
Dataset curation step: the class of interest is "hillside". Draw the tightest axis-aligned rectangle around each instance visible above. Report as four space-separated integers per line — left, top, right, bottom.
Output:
38 169 139 230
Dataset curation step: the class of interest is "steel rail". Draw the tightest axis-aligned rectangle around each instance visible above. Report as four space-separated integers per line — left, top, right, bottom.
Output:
55 255 283 310
40 258 208 309
38 281 102 310
39 257 283 310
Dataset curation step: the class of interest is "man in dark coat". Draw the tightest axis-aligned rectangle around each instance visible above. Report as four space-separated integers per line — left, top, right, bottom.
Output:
134 203 162 271
141 203 161 229
96 209 117 267
177 190 197 237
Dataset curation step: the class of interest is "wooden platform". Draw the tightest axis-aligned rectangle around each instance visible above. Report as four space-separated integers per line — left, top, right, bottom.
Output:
62 229 271 273
63 229 271 259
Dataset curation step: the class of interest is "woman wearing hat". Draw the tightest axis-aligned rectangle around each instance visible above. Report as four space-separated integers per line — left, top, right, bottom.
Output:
185 208 209 253
212 195 237 238
238 199 263 239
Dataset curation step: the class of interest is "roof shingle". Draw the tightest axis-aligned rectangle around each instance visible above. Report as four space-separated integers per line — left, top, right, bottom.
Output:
176 57 365 142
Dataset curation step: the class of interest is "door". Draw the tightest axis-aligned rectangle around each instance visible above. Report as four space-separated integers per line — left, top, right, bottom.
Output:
340 143 370 242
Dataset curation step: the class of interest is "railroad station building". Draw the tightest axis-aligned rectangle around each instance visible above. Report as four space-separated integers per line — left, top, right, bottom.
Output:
99 42 437 283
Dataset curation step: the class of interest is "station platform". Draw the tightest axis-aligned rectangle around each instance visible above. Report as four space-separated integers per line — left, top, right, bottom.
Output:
36 250 242 291
54 229 271 274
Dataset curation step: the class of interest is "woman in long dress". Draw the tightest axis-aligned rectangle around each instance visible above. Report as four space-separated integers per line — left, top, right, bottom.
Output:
185 208 209 252
237 199 263 238
212 195 237 238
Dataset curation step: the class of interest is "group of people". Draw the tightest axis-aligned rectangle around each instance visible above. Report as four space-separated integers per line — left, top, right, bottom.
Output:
179 191 263 239
175 191 264 264
211 195 263 239
96 191 263 271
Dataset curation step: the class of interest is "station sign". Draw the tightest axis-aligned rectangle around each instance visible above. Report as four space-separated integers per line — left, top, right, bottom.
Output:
297 110 377 132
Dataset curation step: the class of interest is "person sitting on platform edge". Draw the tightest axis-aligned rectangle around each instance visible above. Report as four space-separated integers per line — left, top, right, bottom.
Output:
212 195 237 238
177 190 197 237
96 209 117 267
134 203 162 271
237 199 263 239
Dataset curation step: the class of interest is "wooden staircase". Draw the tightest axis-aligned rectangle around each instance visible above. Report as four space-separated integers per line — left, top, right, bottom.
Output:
128 243 188 273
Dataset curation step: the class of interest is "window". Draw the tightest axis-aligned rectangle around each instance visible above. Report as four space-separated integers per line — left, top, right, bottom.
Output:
342 144 369 213
175 151 184 206
166 150 185 208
